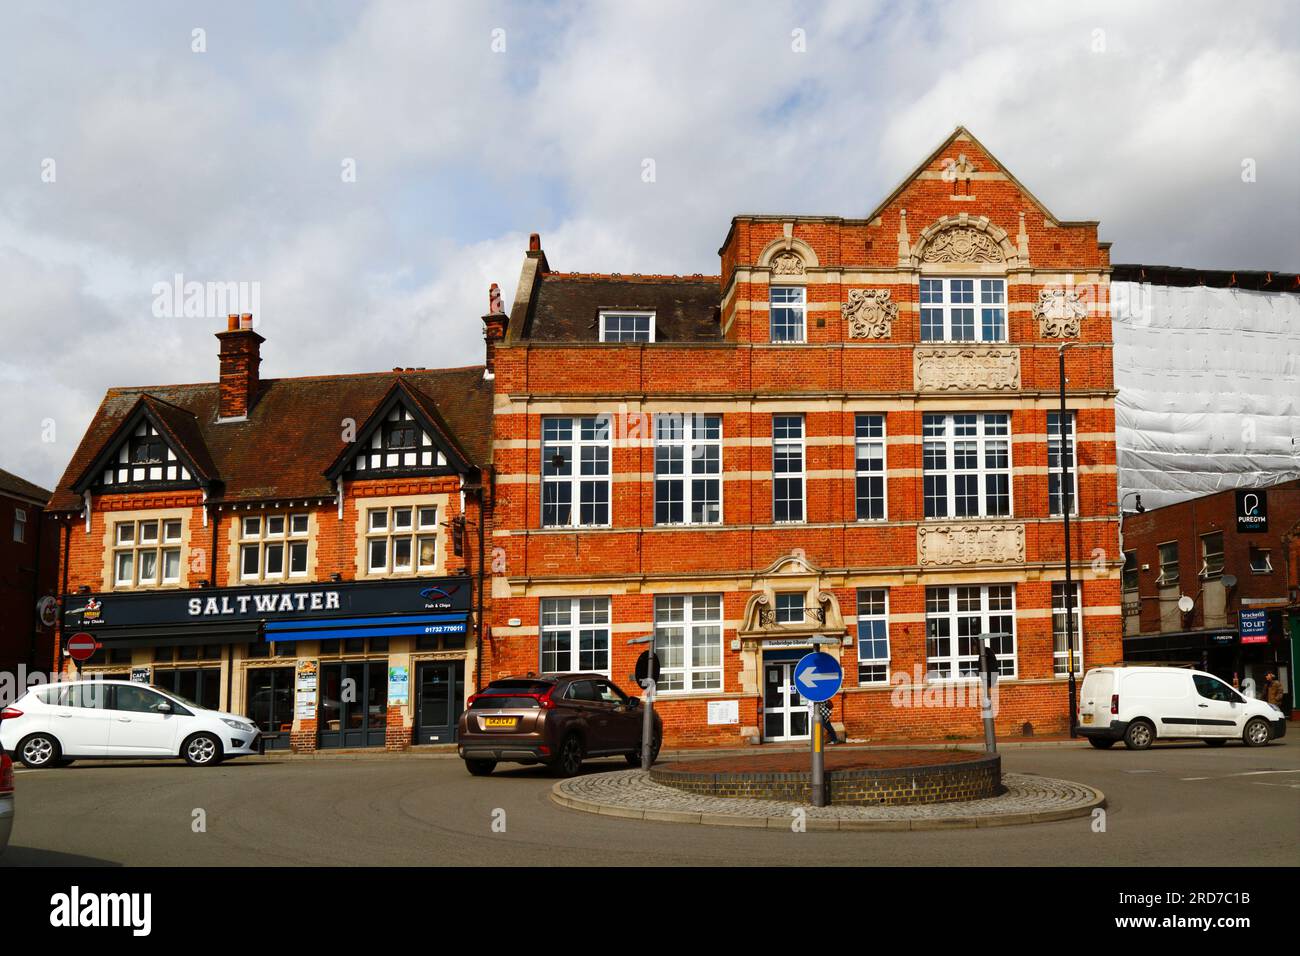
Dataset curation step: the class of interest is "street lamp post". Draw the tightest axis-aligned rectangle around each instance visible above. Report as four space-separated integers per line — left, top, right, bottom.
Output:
627 635 657 771
1059 343 1079 738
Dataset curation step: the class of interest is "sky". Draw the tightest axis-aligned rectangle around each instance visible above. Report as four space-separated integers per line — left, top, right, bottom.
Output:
2 0 1298 491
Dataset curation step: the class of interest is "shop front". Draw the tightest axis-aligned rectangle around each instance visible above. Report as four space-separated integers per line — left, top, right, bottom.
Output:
62 576 474 751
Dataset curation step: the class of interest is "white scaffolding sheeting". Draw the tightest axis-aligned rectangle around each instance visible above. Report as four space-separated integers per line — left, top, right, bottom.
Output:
1111 281 1300 510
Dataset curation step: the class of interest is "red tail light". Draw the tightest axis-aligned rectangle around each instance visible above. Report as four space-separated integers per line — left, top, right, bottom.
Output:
0 707 22 720
1110 694 1119 716
0 753 13 793
466 694 481 707
538 686 557 709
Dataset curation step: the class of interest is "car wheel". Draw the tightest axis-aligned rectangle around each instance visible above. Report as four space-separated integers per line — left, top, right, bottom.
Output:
550 734 584 777
1087 737 1116 749
182 732 223 767
465 758 496 776
1204 738 1228 747
18 733 60 768
1243 718 1271 747
1123 719 1155 751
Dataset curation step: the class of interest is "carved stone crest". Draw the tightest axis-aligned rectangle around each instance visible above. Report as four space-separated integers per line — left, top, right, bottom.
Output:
770 251 805 276
842 288 897 339
1033 287 1087 338
921 227 1003 264
917 523 1025 567
914 347 1020 391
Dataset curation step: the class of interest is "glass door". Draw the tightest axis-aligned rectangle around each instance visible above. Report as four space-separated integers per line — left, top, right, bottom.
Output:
319 661 387 748
415 661 465 744
763 661 809 742
245 666 295 750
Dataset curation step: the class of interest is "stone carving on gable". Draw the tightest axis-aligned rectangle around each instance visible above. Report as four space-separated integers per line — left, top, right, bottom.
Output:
914 347 1020 392
1033 287 1087 338
917 523 1025 567
921 226 1004 264
842 288 897 339
771 251 805 276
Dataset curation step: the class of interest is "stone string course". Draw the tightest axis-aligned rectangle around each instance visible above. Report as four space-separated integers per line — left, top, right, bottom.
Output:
552 770 1104 830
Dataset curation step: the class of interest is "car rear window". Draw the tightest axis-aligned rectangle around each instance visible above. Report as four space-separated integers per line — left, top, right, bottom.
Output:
470 695 541 709
486 680 553 694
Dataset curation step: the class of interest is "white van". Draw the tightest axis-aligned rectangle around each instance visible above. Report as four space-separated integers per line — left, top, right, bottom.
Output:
0 679 262 768
1077 666 1287 750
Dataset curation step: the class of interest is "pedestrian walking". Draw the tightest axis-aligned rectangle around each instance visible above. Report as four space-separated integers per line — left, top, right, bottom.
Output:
1265 672 1285 709
818 701 839 745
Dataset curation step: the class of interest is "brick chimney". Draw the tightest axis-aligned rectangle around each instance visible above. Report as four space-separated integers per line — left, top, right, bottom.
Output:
216 313 264 419
482 283 508 380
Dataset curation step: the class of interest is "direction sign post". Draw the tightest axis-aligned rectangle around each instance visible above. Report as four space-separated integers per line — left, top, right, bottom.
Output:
795 650 843 808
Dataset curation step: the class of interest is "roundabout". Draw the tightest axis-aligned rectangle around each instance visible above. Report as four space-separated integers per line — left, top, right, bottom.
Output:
552 763 1105 830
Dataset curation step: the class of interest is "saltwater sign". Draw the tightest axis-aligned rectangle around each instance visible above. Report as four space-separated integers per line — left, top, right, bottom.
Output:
61 577 471 628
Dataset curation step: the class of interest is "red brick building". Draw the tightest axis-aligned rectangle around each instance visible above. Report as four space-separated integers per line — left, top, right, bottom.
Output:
485 127 1123 746
0 467 58 682
45 314 493 751
1120 477 1299 714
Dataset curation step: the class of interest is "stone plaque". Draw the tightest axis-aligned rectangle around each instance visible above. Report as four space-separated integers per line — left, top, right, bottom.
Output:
914 346 1020 391
917 523 1026 567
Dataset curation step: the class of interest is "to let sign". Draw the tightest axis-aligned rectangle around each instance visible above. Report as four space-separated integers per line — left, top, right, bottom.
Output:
1239 609 1269 645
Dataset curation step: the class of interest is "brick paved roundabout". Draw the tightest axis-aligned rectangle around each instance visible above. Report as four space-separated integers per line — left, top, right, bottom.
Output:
551 770 1105 830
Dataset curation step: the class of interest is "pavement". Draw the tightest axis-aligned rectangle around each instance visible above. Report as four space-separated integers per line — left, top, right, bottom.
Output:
2 737 1296 866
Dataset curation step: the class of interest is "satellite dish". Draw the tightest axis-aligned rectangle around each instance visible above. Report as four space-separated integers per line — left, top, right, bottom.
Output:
1222 575 1238 589
1178 595 1195 613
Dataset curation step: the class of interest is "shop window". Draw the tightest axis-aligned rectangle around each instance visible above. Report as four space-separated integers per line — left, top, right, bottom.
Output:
856 589 890 684
1157 542 1179 586
653 413 721 525
319 638 384 657
772 415 805 522
920 277 1006 342
240 513 310 582
541 417 611 528
1249 547 1273 574
113 518 183 589
155 667 221 712
925 585 1016 681
653 594 722 692
365 504 438 575
1200 532 1224 578
599 311 655 343
540 597 610 673
923 413 1011 518
769 286 806 343
854 415 886 521
247 642 270 659
1051 582 1083 677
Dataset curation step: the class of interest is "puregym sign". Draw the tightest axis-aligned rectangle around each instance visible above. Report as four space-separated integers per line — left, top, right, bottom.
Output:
1235 490 1268 534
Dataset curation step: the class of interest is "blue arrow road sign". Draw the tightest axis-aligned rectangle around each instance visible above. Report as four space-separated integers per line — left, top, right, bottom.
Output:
795 651 842 703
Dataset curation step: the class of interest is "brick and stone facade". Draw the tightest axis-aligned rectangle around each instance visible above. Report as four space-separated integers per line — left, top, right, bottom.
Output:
485 127 1124 747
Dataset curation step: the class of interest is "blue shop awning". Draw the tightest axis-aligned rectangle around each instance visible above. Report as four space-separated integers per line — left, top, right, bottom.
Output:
264 613 467 642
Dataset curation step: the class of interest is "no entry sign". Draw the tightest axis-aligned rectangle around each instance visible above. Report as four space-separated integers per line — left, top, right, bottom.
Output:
66 632 101 662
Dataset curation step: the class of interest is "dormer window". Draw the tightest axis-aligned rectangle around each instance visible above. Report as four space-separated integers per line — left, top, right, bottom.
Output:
352 407 443 473
101 422 192 487
599 311 655 343
384 420 418 451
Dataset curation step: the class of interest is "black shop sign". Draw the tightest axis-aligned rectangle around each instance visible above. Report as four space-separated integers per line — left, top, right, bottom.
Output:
1235 489 1268 534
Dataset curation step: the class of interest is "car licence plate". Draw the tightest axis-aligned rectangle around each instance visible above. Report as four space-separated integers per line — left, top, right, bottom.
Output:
483 717 517 729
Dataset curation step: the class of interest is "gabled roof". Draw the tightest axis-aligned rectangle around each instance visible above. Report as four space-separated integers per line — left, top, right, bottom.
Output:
0 466 52 506
70 394 219 495
323 377 475 479
49 365 492 513
863 126 1079 227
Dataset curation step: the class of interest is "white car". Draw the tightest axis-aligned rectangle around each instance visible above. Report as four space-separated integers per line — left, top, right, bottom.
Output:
0 680 262 768
1077 666 1287 750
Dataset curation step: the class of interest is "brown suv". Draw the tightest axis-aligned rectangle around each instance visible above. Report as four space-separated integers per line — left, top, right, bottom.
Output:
457 674 662 777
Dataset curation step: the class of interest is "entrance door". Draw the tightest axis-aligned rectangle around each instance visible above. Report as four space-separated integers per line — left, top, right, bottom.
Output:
763 661 809 742
415 661 465 744
318 661 387 748
245 666 295 750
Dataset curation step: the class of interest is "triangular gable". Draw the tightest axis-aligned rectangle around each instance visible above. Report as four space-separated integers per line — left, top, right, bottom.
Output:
324 378 474 480
72 394 217 494
864 126 1067 227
